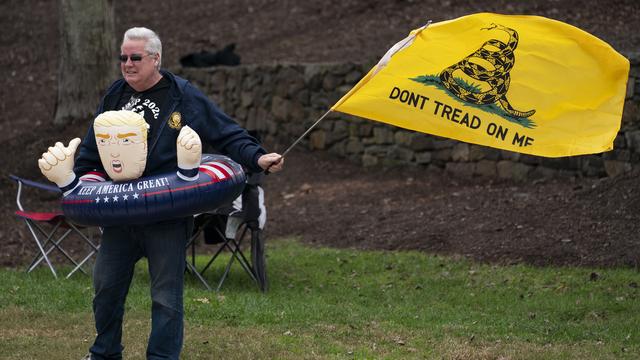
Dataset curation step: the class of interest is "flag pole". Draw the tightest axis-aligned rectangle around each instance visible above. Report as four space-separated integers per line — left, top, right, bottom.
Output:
264 108 333 173
280 108 333 158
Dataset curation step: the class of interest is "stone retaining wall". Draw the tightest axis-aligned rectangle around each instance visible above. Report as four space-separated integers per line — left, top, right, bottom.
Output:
175 53 640 180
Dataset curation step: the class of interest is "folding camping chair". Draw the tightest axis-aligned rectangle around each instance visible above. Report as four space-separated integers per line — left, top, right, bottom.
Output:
9 175 100 278
186 170 268 292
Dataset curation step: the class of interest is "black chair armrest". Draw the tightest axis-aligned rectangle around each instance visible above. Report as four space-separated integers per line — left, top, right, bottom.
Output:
9 174 62 194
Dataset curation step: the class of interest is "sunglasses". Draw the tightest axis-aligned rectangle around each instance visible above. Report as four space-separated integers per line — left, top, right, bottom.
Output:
118 53 152 62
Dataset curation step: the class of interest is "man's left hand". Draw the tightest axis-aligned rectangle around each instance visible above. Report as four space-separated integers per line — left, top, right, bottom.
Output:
258 153 284 173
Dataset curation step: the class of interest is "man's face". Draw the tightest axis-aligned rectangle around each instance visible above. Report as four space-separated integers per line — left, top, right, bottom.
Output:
95 124 147 181
120 39 159 91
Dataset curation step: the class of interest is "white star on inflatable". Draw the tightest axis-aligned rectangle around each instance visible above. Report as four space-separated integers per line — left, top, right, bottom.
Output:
103 196 109 203
123 194 129 201
133 193 139 199
113 195 119 202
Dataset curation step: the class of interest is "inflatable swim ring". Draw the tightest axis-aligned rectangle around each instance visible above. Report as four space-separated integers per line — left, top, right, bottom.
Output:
61 154 246 227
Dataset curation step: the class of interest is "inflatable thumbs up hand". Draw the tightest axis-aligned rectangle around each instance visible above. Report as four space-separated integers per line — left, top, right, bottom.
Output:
38 138 81 188
177 126 202 171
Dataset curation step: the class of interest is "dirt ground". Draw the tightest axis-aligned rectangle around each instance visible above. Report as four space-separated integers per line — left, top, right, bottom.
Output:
1 0 639 268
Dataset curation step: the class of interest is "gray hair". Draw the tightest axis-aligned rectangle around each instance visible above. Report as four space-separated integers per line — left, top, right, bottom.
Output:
122 27 162 69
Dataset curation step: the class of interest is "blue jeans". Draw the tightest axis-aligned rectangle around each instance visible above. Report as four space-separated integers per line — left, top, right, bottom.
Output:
89 219 191 360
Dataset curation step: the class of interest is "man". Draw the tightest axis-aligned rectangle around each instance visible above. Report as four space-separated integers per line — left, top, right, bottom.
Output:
41 27 283 360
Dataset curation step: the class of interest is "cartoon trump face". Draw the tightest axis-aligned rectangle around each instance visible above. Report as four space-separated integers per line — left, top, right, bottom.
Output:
94 110 149 181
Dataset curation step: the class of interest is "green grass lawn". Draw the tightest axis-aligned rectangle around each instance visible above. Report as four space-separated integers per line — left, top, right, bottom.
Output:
1 238 638 359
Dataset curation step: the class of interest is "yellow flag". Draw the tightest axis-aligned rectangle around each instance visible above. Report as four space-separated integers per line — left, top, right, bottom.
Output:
332 13 630 157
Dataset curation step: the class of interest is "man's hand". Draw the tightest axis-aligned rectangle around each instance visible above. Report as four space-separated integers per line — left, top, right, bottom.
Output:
38 138 81 187
177 126 202 169
258 153 284 173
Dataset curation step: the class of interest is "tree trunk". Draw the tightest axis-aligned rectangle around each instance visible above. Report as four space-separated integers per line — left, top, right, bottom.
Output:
54 0 115 126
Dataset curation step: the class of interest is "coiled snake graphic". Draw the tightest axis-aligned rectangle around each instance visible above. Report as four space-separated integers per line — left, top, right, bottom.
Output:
439 23 535 118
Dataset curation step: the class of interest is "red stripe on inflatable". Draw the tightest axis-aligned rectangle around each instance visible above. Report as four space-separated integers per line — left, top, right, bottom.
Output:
62 199 96 204
144 176 219 197
210 162 232 178
220 160 242 177
80 171 107 182
198 166 219 180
